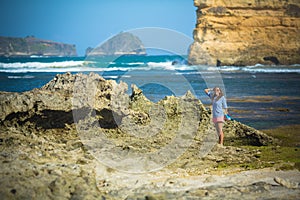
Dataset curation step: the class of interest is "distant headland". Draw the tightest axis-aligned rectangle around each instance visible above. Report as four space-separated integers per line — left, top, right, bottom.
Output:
0 32 146 58
0 36 77 57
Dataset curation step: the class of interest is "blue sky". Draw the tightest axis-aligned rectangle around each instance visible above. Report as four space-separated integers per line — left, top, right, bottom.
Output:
0 0 196 56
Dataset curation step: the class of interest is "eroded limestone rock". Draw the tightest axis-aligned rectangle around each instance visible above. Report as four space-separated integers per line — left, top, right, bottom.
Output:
189 0 300 65
0 72 279 199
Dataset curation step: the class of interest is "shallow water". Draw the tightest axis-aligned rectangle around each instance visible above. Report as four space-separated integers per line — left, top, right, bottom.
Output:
1 55 300 130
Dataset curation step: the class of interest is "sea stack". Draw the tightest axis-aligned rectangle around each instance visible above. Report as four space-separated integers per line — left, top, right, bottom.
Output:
86 32 146 56
188 0 300 66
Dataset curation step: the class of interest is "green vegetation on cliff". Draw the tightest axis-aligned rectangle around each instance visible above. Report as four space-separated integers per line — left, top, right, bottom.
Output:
0 36 77 57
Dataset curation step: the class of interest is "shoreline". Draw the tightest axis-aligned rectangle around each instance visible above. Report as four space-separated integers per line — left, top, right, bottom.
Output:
261 124 300 147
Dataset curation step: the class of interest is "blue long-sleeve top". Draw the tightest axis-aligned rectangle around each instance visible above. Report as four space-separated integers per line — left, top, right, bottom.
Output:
208 93 228 118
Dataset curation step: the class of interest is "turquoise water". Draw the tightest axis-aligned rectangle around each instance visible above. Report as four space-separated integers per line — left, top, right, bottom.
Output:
1 55 300 130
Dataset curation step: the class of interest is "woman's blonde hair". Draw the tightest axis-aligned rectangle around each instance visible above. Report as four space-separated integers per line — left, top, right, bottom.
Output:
211 87 224 101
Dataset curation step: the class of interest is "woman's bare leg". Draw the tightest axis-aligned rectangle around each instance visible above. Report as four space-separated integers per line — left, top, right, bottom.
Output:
216 122 224 145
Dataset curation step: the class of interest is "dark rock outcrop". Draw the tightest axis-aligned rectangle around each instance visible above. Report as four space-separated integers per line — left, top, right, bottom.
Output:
189 0 300 66
0 36 77 57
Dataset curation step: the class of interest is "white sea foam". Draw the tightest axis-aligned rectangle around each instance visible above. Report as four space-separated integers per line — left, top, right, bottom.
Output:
174 71 210 75
240 64 300 73
219 66 241 71
242 68 300 73
1 67 86 73
193 65 300 73
147 61 173 68
8 75 35 79
123 62 145 66
254 63 265 67
146 62 200 71
0 61 85 69
0 60 95 73
291 64 300 67
103 75 119 79
1 59 299 73
121 75 132 78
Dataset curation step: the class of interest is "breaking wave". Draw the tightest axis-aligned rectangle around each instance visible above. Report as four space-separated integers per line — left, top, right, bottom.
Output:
0 57 299 73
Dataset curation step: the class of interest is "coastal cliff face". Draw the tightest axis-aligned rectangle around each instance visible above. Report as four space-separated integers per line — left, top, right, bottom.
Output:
189 0 300 66
0 36 77 57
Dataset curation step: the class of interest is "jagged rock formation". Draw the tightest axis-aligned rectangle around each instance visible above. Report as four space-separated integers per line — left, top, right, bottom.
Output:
86 32 146 56
1 72 296 199
0 36 77 57
189 0 300 66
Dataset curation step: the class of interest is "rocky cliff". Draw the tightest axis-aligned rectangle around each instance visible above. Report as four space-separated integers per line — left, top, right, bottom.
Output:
1 73 299 199
0 36 77 57
189 0 300 66
86 32 146 56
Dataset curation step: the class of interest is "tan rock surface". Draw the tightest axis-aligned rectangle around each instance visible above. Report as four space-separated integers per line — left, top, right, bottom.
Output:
0 73 298 199
189 0 300 66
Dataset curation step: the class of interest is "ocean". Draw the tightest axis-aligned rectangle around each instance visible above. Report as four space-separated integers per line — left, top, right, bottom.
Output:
1 55 300 130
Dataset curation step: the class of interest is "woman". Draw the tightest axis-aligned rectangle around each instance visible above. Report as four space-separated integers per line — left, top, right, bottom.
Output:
204 87 228 145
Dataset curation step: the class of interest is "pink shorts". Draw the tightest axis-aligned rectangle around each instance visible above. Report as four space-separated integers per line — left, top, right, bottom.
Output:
212 116 224 123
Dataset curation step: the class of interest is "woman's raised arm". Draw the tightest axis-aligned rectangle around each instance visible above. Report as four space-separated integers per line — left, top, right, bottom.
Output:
204 88 212 95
